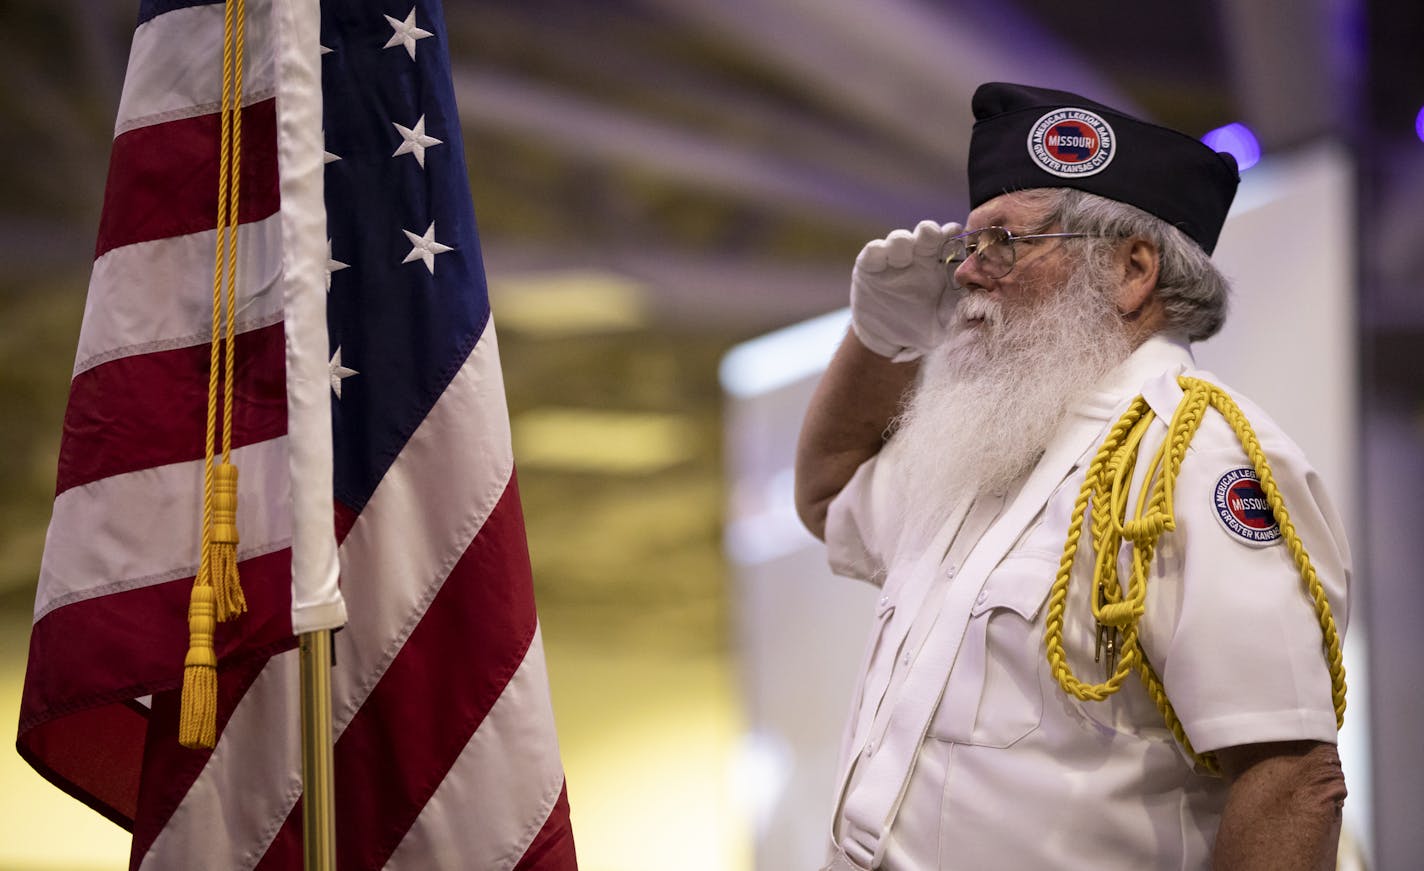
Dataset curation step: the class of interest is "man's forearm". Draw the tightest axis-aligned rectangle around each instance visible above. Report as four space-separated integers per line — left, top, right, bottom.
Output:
794 330 919 539
1212 741 1346 871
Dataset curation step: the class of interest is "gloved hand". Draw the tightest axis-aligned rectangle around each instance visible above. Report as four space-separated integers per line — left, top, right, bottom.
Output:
849 220 962 361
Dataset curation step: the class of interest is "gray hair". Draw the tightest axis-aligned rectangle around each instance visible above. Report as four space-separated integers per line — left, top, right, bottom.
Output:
1014 188 1231 341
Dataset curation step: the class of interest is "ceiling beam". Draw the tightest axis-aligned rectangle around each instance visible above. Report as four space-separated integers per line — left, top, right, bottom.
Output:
452 66 954 229
640 0 1135 170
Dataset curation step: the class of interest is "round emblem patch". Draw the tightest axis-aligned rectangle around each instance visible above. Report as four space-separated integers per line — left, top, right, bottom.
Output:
1213 468 1281 545
1026 108 1116 178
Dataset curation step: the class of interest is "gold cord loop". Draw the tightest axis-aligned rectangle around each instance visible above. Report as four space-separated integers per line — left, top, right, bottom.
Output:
1043 376 1347 775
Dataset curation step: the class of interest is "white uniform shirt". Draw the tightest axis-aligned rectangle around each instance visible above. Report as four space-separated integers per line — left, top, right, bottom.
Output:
822 334 1351 870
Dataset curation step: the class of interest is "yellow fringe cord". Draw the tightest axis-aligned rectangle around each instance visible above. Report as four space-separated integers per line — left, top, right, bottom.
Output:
179 584 219 748
211 462 247 620
1044 375 1347 775
181 0 247 750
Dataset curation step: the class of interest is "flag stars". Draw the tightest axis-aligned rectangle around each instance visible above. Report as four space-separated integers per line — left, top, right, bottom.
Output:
384 8 433 60
326 239 349 291
329 347 358 398
323 127 341 163
402 222 454 274
393 116 442 168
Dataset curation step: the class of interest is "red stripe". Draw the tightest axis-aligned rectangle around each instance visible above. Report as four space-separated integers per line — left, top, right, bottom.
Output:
259 784 579 871
56 321 288 496
336 475 538 868
14 700 148 832
257 803 304 870
17 549 295 854
95 99 279 259
19 548 296 735
254 475 542 870
128 656 272 870
512 781 579 871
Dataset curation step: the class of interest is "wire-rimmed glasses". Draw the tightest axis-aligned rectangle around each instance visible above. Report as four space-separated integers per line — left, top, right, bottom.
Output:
942 226 1100 281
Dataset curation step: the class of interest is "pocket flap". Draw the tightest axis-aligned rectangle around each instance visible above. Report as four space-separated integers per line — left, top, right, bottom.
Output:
969 555 1057 621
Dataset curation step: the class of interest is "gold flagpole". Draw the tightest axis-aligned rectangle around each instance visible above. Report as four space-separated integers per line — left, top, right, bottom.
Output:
300 629 337 871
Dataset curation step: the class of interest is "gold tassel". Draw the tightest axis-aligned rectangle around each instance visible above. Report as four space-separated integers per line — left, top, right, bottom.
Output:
210 462 247 621
181 0 250 753
179 582 219 749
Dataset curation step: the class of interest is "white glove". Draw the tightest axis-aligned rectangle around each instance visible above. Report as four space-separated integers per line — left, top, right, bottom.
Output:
849 220 962 360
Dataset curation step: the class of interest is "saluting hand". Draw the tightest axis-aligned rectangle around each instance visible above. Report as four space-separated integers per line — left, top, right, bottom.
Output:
849 220 962 361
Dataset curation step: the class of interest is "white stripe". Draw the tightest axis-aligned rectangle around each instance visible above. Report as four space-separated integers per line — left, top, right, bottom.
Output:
385 626 566 871
35 437 292 620
76 217 286 376
137 649 303 871
117 3 276 136
274 0 344 634
329 322 513 735
136 325 518 867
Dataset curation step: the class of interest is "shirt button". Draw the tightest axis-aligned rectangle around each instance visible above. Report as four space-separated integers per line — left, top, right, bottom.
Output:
976 590 987 605
902 651 912 666
863 741 876 757
946 564 957 578
878 595 890 607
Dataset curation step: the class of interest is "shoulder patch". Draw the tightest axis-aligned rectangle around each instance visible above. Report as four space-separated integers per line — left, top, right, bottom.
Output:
1212 467 1281 546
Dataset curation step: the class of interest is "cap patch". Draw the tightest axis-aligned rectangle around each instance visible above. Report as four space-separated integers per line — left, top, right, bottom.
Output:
1026 108 1116 178
1213 468 1281 545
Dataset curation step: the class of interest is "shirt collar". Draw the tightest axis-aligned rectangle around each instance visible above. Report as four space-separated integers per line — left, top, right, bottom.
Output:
1075 331 1194 421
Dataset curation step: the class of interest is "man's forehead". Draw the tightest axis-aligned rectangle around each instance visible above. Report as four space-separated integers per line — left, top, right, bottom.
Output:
964 190 1054 230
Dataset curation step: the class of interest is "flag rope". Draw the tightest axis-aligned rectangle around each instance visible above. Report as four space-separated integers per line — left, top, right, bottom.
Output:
1043 375 1347 774
181 0 250 750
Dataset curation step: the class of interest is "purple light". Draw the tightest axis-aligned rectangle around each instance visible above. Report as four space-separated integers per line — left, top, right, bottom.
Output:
1201 122 1261 171
1415 106 1424 143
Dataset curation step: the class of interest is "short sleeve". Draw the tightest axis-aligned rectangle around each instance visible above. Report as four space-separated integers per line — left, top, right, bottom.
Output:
1138 409 1351 754
824 436 911 585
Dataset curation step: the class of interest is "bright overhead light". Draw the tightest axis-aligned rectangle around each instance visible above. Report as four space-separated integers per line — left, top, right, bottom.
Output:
1202 122 1261 171
719 308 851 398
512 408 697 474
490 269 648 336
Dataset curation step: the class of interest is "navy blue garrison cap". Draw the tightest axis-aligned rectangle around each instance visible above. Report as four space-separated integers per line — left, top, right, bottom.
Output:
968 82 1240 254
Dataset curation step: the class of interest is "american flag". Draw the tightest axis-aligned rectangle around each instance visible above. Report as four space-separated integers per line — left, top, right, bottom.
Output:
16 0 577 868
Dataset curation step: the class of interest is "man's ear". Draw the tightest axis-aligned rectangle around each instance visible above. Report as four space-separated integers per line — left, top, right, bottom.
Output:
1116 237 1160 317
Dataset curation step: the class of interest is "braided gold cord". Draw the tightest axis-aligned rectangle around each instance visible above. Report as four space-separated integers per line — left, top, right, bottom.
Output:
1199 381 1348 723
221 0 245 473
1045 399 1148 702
212 0 248 623
1043 376 1346 775
181 0 248 750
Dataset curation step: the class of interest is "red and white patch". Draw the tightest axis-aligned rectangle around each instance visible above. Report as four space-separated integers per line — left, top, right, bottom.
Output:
1026 108 1116 178
1213 467 1281 546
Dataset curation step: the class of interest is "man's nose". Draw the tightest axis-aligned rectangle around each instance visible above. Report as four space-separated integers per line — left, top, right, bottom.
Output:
952 251 990 290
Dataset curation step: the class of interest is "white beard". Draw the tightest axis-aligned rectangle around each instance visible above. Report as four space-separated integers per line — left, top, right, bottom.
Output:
891 266 1134 544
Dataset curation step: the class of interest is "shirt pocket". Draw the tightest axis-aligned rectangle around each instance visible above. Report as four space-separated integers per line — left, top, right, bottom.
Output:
927 555 1056 748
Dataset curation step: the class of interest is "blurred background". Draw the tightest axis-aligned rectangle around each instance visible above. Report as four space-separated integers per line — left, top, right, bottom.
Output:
1 0 1421 869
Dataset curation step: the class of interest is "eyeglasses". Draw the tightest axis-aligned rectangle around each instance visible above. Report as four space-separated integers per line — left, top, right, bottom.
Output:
942 226 1100 280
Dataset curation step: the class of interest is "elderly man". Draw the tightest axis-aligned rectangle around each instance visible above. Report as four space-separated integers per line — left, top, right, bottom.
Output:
795 83 1350 870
